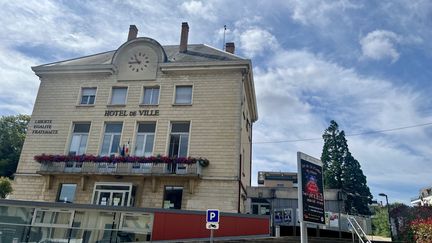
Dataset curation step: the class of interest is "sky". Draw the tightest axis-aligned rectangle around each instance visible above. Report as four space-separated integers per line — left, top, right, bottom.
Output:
1 0 432 205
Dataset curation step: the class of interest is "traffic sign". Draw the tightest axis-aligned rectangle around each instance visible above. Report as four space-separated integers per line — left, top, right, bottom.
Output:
206 222 219 229
206 209 219 223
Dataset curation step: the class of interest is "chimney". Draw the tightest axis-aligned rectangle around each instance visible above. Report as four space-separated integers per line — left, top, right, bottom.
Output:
225 42 235 54
179 22 189 53
127 25 138 41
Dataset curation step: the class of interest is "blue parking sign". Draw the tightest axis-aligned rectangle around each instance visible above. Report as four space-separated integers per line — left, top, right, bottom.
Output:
206 209 219 223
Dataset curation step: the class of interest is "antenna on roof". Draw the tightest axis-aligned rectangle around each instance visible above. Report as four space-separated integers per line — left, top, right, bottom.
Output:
223 25 227 50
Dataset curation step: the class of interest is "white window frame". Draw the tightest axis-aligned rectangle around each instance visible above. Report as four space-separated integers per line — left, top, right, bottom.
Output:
91 182 133 207
110 86 128 105
100 123 123 156
79 87 97 105
168 122 190 158
31 208 74 227
135 123 156 157
167 122 191 174
69 123 90 156
141 86 160 105
173 85 193 105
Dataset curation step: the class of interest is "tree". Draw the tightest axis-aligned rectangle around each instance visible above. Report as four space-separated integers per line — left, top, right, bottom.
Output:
372 206 391 237
0 114 30 177
321 120 372 215
0 177 13 198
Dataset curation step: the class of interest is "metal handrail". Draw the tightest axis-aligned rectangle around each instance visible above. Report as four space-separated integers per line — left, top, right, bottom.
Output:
348 216 372 243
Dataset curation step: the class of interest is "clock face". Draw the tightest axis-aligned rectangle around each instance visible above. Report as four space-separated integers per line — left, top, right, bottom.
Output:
128 50 150 72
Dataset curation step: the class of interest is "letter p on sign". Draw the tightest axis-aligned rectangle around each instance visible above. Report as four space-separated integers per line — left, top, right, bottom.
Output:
206 209 219 223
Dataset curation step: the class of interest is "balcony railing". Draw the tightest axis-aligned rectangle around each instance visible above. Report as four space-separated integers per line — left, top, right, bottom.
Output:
38 161 202 176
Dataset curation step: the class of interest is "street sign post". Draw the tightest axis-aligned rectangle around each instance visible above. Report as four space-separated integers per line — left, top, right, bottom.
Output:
297 152 325 243
206 209 220 243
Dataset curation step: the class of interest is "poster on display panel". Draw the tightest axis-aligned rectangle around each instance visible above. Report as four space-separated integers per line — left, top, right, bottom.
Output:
297 152 325 225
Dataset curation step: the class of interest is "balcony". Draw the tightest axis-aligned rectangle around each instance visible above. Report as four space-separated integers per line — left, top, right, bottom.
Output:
37 161 202 177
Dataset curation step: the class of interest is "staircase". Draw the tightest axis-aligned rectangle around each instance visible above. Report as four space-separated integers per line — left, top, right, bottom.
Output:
347 216 372 243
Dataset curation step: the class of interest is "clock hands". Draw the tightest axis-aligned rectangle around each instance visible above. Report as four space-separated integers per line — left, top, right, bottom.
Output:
128 53 150 72
134 54 141 64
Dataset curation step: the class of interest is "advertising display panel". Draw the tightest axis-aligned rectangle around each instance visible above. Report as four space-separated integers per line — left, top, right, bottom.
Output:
297 152 325 225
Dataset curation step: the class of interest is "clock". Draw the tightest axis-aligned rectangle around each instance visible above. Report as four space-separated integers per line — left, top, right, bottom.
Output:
128 50 150 72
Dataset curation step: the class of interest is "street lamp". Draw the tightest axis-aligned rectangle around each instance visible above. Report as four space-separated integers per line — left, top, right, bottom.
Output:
379 193 393 241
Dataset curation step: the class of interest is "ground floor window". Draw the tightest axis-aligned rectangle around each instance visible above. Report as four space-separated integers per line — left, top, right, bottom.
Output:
92 183 135 207
32 209 74 227
56 183 77 203
163 186 183 209
251 198 271 215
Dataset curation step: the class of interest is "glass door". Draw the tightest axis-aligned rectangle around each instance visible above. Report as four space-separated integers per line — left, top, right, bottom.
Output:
97 192 111 206
92 183 134 207
111 192 124 206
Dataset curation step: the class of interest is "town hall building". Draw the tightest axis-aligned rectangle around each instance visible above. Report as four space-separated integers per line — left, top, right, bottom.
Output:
11 22 258 214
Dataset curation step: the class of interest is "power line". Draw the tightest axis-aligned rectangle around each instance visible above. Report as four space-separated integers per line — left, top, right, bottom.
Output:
252 121 432 144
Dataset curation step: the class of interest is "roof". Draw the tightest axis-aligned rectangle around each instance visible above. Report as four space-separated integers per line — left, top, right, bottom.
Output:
39 44 245 67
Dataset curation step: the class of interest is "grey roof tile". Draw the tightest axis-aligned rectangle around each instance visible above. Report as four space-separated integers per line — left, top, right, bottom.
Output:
39 44 245 67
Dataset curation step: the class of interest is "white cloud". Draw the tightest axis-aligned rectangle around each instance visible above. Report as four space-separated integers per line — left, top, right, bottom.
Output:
238 28 279 58
0 47 40 115
180 1 216 21
285 0 362 26
360 30 401 62
359 29 423 63
0 1 106 54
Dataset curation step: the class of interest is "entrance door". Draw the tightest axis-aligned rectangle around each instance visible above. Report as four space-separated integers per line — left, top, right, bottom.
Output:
92 183 134 207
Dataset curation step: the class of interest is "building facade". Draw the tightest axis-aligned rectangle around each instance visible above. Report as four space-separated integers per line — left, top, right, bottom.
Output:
12 23 258 214
411 185 432 206
258 171 298 188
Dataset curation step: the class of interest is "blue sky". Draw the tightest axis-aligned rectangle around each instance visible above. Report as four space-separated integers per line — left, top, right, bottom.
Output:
1 0 432 204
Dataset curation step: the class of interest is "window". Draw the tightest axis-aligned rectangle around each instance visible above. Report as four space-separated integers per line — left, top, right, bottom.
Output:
135 123 156 157
57 184 77 203
168 122 190 158
142 87 159 105
120 213 153 233
101 123 122 156
174 86 192 104
92 183 135 207
80 87 96 105
69 123 90 156
251 199 270 215
110 87 128 105
163 186 183 209
33 209 73 227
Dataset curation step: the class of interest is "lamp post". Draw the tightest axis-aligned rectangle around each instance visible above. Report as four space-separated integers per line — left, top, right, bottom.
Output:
379 193 393 242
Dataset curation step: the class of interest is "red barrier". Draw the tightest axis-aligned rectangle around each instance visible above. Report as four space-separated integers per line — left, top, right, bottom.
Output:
152 211 270 241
